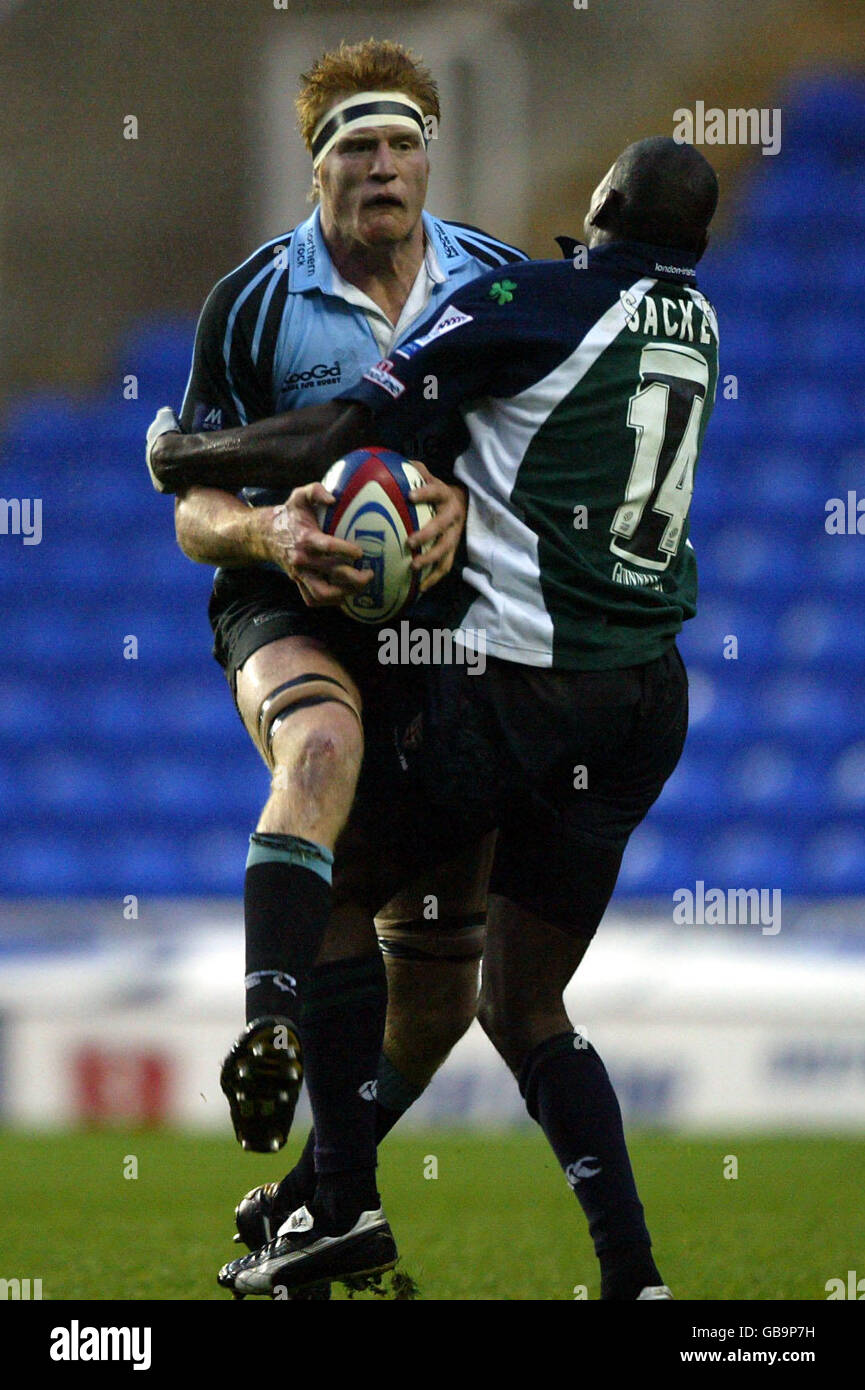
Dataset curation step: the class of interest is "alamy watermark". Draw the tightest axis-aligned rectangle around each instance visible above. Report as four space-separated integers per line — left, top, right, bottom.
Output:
0 1276 43 1299
673 881 781 935
825 491 865 534
49 1322 151 1369
673 102 781 157
825 1270 865 1299
0 497 42 545
378 622 487 674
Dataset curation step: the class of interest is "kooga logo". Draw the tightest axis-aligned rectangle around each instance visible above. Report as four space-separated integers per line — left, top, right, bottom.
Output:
282 361 341 391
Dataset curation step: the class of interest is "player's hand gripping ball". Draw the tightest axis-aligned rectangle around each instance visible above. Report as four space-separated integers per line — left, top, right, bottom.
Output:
315 447 435 624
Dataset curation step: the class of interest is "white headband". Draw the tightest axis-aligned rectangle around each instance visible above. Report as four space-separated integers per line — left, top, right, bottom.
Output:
311 90 428 168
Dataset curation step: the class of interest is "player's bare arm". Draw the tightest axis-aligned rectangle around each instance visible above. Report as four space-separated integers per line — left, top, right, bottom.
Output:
155 398 468 596
172 485 371 605
147 399 365 495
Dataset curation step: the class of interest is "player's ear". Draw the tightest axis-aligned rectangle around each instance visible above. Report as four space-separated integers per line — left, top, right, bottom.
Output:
590 186 622 232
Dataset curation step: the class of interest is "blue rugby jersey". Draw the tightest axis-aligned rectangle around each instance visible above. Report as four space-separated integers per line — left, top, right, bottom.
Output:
179 206 527 485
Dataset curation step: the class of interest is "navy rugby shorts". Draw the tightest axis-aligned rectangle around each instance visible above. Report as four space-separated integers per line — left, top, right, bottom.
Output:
383 643 690 931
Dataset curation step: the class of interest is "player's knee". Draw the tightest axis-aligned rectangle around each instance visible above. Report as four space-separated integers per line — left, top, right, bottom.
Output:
272 707 363 793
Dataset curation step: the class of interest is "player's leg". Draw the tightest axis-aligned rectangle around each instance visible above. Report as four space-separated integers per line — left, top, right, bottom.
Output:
374 831 494 1092
222 888 396 1299
476 647 688 1299
220 861 491 1300
251 669 492 1217
220 650 497 1294
238 635 365 846
297 840 492 1243
477 880 669 1301
231 835 493 1272
221 631 366 1152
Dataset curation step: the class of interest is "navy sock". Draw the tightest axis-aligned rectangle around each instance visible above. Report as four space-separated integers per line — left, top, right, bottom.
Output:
374 1054 424 1137
275 1053 423 1219
519 1032 662 1297
243 831 333 1025
299 954 388 1233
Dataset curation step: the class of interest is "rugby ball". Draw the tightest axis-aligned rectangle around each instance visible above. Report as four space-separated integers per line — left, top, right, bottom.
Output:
317 447 435 624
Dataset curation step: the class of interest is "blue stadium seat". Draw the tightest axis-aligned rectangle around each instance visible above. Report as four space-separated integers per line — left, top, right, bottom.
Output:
827 743 865 814
741 163 838 234
678 596 779 669
730 242 803 299
701 395 755 450
616 823 697 896
115 318 196 403
118 757 258 827
809 536 865 597
675 663 761 748
698 525 801 595
652 750 718 815
713 312 775 373
781 74 865 152
788 313 865 372
826 252 865 295
754 673 854 744
80 400 156 448
804 825 865 895
0 831 192 895
745 450 833 518
4 73 865 897
156 676 241 737
26 754 120 821
62 449 167 523
776 600 865 666
186 828 250 894
759 383 851 447
725 743 822 820
699 823 803 893
2 397 92 460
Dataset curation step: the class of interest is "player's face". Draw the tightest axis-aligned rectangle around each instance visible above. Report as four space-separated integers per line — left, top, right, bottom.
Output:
317 124 429 248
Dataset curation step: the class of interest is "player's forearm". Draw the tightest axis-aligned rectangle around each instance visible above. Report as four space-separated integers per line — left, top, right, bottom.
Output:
174 487 270 567
150 402 368 495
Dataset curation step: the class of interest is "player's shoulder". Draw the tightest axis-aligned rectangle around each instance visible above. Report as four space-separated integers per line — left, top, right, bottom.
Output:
200 230 296 324
448 255 569 310
434 217 529 267
438 255 620 357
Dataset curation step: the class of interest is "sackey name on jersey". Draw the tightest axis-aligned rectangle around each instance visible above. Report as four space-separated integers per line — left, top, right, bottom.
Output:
342 241 720 672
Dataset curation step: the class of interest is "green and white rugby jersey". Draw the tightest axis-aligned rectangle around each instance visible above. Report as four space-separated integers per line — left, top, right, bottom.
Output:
344 240 719 669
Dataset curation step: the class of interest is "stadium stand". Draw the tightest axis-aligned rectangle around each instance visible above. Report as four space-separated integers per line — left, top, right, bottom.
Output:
2 74 863 897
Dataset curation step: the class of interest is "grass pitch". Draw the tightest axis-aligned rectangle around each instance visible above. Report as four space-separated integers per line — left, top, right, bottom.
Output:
0 1128 861 1301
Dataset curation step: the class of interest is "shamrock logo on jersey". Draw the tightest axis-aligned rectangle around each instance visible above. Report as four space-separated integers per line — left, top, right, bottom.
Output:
489 279 517 305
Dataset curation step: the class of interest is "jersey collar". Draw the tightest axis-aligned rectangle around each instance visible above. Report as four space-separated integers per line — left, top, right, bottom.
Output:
287 207 331 293
422 213 474 277
288 207 460 294
587 239 699 283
